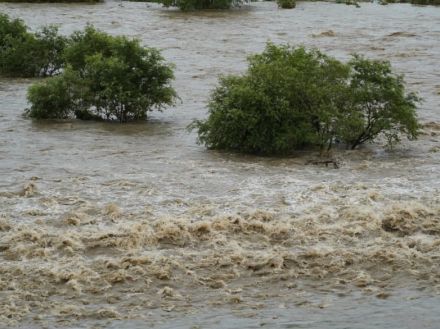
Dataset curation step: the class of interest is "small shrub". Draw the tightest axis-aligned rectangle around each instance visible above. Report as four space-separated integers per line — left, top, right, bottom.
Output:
341 55 419 149
63 25 119 72
410 0 440 4
335 0 360 6
26 26 177 122
277 0 295 8
0 13 27 43
33 26 68 76
26 71 80 119
0 14 30 76
0 14 67 77
192 43 419 155
160 0 244 10
1 32 38 77
373 0 439 5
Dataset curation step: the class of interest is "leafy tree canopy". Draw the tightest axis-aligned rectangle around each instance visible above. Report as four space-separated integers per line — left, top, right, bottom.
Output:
160 0 244 11
26 26 177 122
192 43 420 154
0 14 67 77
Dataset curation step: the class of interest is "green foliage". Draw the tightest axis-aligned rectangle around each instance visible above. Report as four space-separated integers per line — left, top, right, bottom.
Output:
1 32 38 77
0 14 30 76
26 26 176 122
160 0 243 10
378 0 440 4
192 43 419 155
335 0 360 7
341 55 420 149
64 25 119 72
192 44 346 154
33 26 68 76
0 14 67 77
0 13 27 44
26 71 80 119
410 0 440 4
277 0 295 8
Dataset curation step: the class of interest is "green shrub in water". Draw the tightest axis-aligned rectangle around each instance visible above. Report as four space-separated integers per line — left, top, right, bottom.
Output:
0 14 67 77
26 71 81 119
379 0 440 5
26 26 177 122
32 26 68 76
410 0 440 4
335 0 360 7
191 43 419 154
277 0 295 8
160 0 244 10
0 13 27 43
341 55 420 149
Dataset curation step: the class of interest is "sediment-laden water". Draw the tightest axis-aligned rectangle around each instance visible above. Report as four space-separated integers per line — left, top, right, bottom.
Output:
0 1 439 328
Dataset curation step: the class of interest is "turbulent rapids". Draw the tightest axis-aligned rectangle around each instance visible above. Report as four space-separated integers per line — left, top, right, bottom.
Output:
1 1 440 328
1 177 440 326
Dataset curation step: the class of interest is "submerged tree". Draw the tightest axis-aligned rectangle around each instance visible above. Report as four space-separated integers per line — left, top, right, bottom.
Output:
192 43 419 155
339 55 419 149
0 14 67 77
27 70 81 119
160 0 245 10
26 26 177 122
277 0 296 9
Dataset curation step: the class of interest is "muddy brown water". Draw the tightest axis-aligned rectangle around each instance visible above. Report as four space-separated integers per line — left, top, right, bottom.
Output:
0 1 440 328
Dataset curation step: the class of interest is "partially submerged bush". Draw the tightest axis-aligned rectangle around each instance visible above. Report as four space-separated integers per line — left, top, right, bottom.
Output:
26 71 80 119
63 25 122 72
160 0 244 10
380 0 439 4
32 26 68 76
335 0 360 7
410 0 440 4
340 55 419 149
0 14 67 77
192 43 419 154
26 26 176 122
0 13 27 43
0 14 30 76
277 0 295 8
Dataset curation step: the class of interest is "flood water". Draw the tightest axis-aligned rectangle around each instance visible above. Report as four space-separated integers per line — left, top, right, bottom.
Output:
0 1 440 328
